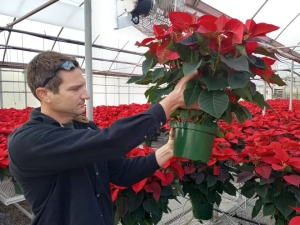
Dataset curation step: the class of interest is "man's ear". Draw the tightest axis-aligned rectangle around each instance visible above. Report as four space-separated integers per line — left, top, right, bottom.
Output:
36 87 51 103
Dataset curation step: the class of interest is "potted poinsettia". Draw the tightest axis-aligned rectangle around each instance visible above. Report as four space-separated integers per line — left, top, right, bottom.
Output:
180 136 240 221
128 12 286 162
111 144 188 225
223 107 300 225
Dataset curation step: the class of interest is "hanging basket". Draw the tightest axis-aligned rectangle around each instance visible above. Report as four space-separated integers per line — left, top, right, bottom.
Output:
173 122 217 162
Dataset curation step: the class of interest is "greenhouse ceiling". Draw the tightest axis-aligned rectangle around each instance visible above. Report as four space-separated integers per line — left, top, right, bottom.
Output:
0 0 300 76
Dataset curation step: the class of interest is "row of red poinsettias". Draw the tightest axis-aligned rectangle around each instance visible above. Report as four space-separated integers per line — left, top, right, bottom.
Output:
0 100 300 224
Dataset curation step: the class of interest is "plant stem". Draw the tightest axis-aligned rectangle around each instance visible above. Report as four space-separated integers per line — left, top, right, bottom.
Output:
176 59 180 69
212 35 222 77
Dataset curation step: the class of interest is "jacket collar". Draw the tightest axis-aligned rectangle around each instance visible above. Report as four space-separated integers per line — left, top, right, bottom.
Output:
30 107 89 126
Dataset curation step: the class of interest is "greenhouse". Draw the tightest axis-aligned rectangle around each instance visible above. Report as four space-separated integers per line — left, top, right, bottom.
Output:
1 0 300 225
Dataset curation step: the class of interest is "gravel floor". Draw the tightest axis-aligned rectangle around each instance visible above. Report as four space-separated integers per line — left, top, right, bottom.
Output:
0 201 31 225
0 134 274 225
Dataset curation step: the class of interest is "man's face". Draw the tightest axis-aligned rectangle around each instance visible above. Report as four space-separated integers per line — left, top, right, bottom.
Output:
48 68 90 117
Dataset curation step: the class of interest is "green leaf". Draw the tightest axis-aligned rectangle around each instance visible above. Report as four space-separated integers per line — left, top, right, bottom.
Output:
183 60 202 76
202 76 228 91
174 43 192 62
215 192 222 206
262 191 272 204
0 169 4 181
122 212 137 225
255 184 268 198
199 89 229 118
252 198 263 218
172 183 184 196
234 109 249 124
155 86 173 100
152 67 166 82
193 32 209 47
220 55 250 72
241 181 256 198
234 87 253 102
223 181 236 196
12 180 22 195
127 74 146 84
179 35 199 45
4 167 11 177
290 186 300 202
274 192 296 219
241 105 253 120
137 71 154 85
142 198 159 216
263 203 275 216
254 57 267 69
116 197 129 217
144 50 152 59
144 86 157 103
227 71 250 89
198 182 208 195
275 220 285 225
166 69 183 83
207 175 218 188
142 58 153 75
152 210 163 224
221 104 232 124
248 55 267 69
249 81 256 95
113 210 120 225
202 115 218 129
128 190 144 212
160 185 173 197
192 203 213 220
183 80 202 107
253 92 272 110
271 74 286 86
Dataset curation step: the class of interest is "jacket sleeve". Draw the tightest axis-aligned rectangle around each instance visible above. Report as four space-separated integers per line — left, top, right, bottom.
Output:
108 152 160 187
8 103 166 175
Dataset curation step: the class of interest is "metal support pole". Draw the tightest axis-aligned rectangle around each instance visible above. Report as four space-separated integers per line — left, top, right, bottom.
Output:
118 76 120 105
105 76 107 105
5 0 59 28
289 60 294 110
263 82 267 115
84 0 93 120
23 70 28 108
113 0 118 29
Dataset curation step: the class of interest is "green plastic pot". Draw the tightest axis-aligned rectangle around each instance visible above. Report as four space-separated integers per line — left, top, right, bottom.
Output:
173 122 218 162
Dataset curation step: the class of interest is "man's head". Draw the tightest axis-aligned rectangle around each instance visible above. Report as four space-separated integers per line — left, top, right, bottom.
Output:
27 51 90 121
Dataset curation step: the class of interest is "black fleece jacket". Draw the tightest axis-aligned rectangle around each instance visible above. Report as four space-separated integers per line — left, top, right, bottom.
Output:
8 103 166 225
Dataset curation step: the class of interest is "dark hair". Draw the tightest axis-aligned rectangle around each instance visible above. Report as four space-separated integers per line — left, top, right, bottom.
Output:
26 51 79 100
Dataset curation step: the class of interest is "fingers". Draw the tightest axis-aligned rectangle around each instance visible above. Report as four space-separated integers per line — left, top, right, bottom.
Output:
183 70 198 81
177 70 197 86
168 128 175 141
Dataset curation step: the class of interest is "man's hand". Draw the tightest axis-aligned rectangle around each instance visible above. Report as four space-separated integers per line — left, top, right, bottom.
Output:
155 128 174 167
159 71 201 118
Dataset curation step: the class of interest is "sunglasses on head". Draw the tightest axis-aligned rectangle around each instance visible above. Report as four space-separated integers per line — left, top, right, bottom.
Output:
42 60 76 87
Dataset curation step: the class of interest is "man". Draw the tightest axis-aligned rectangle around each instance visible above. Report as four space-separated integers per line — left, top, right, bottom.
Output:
8 51 198 225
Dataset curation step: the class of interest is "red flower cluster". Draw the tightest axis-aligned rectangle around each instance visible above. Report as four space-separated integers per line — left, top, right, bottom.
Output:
0 107 31 169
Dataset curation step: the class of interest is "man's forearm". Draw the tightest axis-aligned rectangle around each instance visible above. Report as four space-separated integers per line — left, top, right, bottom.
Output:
159 93 179 119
